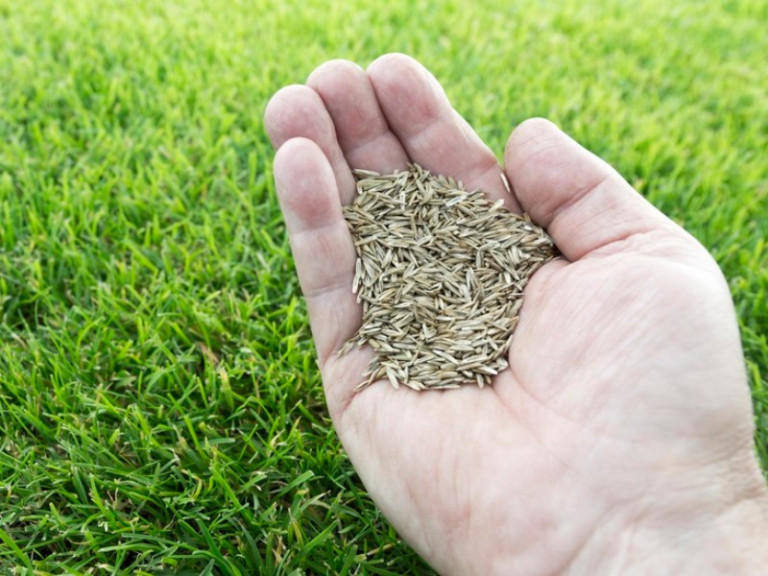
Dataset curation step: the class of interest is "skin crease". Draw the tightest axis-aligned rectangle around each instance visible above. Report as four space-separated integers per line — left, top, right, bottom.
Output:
265 54 768 575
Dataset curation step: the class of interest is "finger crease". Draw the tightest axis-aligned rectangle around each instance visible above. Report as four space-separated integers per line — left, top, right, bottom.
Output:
343 125 394 159
303 274 353 301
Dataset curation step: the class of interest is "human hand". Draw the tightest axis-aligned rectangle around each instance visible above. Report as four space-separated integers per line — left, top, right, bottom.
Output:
265 54 768 575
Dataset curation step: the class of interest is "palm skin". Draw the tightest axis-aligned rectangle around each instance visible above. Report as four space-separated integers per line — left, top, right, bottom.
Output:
265 54 768 575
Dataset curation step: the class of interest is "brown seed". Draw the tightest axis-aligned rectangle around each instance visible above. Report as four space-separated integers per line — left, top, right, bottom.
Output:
342 164 556 390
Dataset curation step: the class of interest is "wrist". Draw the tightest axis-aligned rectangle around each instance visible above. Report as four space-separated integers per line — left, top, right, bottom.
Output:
568 456 768 575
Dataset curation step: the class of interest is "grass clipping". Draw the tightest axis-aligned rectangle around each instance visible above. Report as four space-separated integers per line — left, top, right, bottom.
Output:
340 164 556 391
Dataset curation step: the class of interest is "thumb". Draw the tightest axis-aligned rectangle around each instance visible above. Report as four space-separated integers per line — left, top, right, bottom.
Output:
504 118 683 261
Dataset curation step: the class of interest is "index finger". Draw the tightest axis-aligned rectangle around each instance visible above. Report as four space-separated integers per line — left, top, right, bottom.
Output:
367 53 521 212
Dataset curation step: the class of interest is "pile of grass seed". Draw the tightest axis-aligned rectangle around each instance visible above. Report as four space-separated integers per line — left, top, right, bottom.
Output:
341 164 557 391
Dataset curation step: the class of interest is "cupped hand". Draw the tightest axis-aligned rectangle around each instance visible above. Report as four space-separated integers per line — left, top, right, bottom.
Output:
265 54 768 575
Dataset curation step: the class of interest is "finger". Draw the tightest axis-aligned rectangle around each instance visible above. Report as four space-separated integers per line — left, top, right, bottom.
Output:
265 85 357 204
307 59 410 174
367 53 521 212
504 118 684 261
273 137 360 367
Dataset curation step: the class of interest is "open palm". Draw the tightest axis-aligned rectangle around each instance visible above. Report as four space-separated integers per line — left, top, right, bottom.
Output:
265 55 766 575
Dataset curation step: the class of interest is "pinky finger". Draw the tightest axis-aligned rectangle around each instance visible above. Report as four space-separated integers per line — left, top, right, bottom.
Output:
273 138 361 367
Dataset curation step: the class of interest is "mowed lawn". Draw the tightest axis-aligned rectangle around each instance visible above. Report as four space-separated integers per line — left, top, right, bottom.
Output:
0 0 766 573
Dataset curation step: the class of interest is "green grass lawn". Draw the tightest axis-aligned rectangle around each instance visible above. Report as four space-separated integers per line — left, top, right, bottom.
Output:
0 0 766 573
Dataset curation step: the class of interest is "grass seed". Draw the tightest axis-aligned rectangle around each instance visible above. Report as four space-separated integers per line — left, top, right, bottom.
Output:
341 164 557 391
